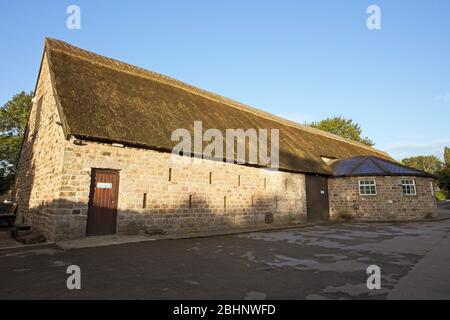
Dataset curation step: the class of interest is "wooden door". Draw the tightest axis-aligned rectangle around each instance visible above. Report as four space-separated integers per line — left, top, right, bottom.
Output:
86 169 119 236
305 174 330 222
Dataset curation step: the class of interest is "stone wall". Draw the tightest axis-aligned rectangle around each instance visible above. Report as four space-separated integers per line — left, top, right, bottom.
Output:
55 140 308 240
14 54 67 239
328 176 437 221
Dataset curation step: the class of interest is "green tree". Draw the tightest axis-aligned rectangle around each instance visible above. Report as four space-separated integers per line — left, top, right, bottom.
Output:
307 116 374 146
0 91 33 194
436 167 450 198
445 146 450 167
436 147 450 199
401 155 444 175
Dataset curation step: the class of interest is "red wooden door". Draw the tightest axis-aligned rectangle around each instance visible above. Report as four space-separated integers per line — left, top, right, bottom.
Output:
86 169 120 236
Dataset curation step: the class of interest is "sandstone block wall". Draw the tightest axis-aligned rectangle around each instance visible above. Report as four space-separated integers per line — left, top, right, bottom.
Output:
14 54 66 239
328 176 437 221
56 140 308 240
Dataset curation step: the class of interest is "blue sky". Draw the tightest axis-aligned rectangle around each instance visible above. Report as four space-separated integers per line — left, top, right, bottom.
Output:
1 0 449 160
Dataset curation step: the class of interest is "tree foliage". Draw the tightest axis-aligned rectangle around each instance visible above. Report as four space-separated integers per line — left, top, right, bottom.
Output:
401 148 450 199
436 167 450 197
0 91 33 194
445 146 450 167
401 155 443 175
307 116 374 146
437 146 450 198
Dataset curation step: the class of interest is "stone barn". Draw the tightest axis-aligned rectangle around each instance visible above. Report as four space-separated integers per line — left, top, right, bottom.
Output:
13 38 437 241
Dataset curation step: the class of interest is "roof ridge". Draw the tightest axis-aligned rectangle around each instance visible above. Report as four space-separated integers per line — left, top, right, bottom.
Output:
44 38 391 159
367 157 390 174
348 156 369 175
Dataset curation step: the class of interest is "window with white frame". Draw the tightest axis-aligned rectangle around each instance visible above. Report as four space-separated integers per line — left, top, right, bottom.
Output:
359 180 377 195
401 179 416 195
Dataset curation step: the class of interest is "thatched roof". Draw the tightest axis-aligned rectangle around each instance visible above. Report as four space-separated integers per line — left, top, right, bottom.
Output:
43 38 393 174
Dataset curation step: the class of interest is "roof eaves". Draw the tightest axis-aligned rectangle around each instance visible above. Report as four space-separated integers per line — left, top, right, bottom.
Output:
72 134 332 176
374 157 435 178
332 172 435 178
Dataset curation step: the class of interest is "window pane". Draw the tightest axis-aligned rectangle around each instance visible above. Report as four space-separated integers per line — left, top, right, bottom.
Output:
401 179 416 195
359 180 376 195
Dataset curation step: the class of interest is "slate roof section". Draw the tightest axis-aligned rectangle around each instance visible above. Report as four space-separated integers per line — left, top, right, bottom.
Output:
42 38 394 174
329 156 433 178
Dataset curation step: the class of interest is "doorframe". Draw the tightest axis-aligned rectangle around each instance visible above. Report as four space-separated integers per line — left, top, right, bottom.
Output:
86 168 120 236
305 173 331 222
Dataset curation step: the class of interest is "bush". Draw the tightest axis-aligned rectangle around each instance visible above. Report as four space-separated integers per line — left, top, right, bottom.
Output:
436 190 448 201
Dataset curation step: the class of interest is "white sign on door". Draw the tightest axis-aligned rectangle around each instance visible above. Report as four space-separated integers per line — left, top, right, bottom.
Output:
97 182 112 189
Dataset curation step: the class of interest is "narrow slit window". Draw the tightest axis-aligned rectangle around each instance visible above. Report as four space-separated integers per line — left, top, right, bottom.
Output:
238 175 241 186
209 172 212 184
143 193 147 209
401 179 416 195
224 196 227 208
359 180 377 195
168 168 172 182
189 195 192 208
